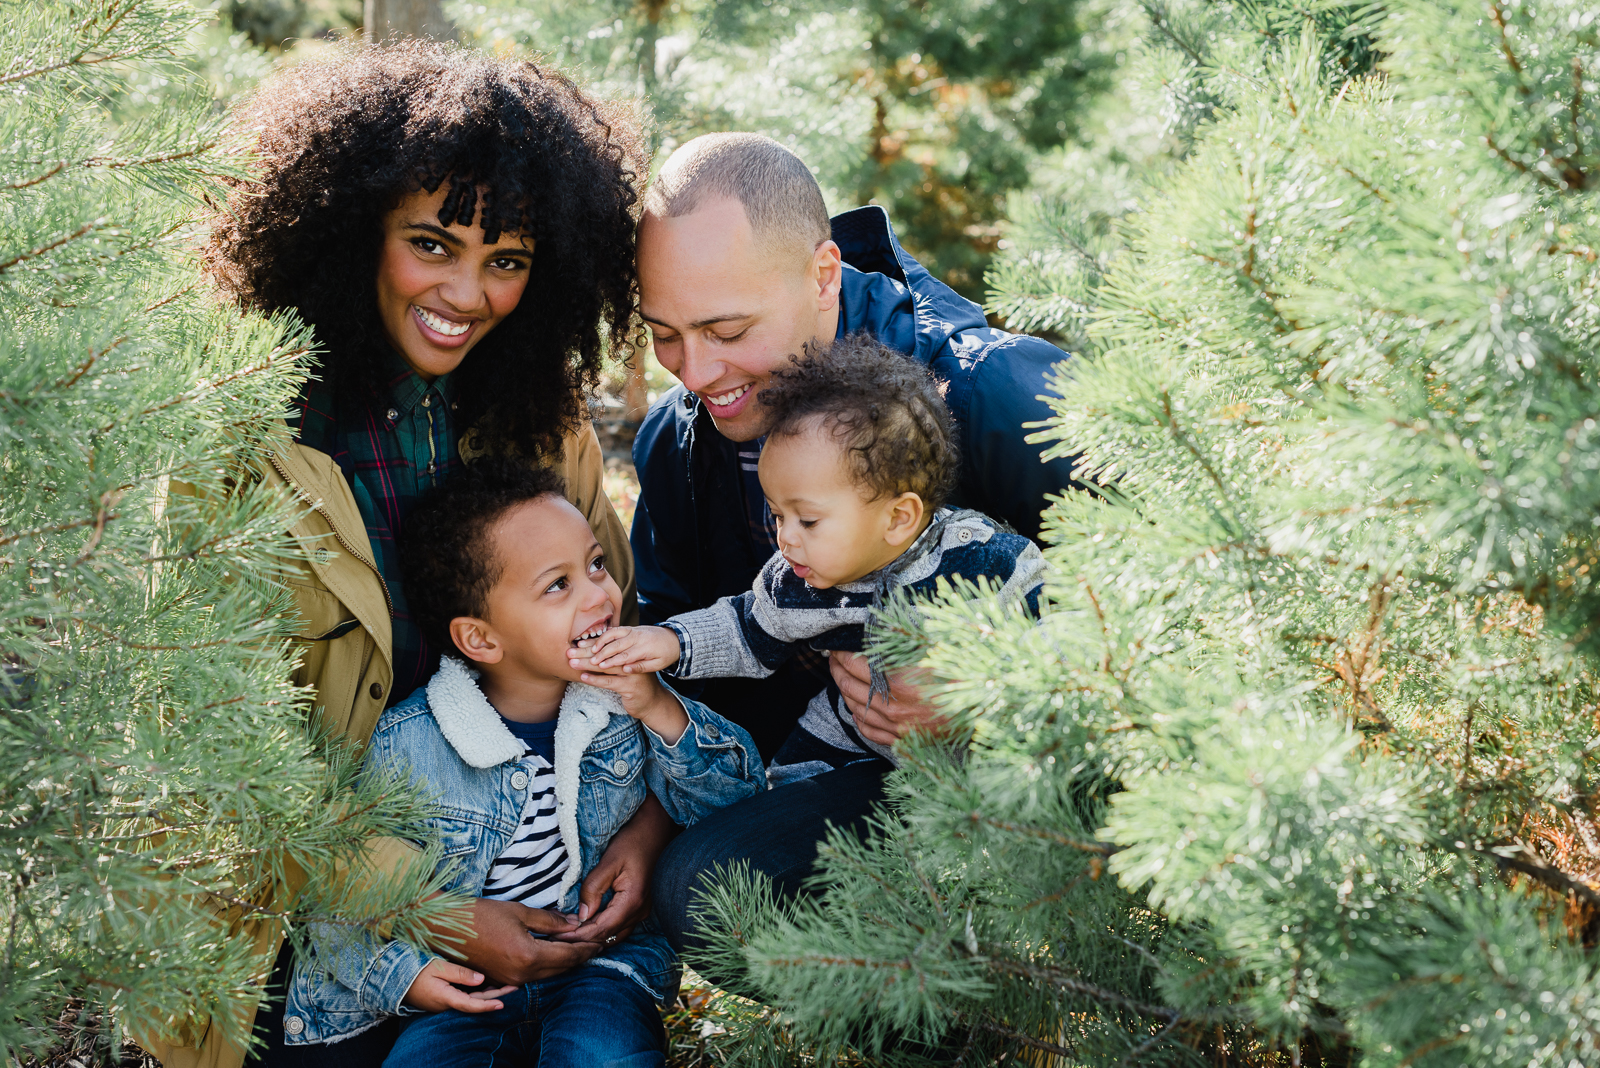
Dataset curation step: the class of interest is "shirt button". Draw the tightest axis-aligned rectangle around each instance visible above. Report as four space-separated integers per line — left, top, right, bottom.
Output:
703 723 720 739
510 770 529 790
283 1016 304 1036
313 548 333 566
385 408 398 422
369 682 383 700
958 529 973 542
612 758 630 776
421 395 431 407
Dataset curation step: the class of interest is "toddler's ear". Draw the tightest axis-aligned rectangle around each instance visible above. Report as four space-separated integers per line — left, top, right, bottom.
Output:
449 616 504 665
883 491 926 548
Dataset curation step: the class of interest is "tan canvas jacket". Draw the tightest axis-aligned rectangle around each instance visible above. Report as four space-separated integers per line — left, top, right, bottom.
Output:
136 419 635 1068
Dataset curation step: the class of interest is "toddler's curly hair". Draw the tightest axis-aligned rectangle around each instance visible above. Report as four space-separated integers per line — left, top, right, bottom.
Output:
758 334 958 511
400 458 567 657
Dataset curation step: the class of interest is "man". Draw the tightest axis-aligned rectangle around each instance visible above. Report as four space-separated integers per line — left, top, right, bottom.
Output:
631 133 1077 966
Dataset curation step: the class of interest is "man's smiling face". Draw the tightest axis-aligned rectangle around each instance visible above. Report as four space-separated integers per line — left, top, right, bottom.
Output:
636 196 841 442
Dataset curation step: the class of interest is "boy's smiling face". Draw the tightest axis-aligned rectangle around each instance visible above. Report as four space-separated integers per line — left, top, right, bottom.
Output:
457 495 621 689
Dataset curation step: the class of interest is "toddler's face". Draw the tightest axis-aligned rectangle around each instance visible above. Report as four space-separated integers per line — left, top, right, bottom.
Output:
758 422 908 589
476 496 623 681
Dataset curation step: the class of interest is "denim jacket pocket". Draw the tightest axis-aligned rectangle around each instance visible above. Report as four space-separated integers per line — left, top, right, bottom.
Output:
577 724 647 843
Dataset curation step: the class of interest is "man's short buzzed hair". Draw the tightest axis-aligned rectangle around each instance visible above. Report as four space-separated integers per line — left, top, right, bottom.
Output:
644 133 831 262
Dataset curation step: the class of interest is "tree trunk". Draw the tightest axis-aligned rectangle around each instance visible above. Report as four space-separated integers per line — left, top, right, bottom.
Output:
364 0 455 42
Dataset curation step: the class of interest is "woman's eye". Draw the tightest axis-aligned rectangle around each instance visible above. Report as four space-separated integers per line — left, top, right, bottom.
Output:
413 238 445 255
491 257 528 272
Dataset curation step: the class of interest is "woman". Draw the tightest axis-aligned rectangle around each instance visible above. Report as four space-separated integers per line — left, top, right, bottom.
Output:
149 43 676 1068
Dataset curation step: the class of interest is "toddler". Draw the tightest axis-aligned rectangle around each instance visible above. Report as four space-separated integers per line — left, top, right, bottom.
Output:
572 335 1045 785
280 459 764 1068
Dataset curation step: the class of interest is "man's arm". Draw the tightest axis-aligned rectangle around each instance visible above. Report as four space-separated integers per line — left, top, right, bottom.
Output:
958 332 1081 542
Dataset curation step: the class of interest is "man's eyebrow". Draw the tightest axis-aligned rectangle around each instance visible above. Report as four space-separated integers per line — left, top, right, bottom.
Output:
640 312 752 330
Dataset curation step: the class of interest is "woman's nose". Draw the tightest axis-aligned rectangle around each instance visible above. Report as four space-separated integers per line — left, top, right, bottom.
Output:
436 267 486 313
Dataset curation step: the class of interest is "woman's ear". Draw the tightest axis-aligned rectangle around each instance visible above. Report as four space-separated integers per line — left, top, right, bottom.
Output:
449 616 503 665
883 492 926 548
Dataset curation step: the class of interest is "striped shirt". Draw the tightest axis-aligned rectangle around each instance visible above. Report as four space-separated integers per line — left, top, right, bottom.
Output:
736 437 779 555
481 718 568 909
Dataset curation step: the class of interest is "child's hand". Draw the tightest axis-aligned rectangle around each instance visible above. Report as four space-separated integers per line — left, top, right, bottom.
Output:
402 958 517 1014
577 668 690 746
568 625 681 675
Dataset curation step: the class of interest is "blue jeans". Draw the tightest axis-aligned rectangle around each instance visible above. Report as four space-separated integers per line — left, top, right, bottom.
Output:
382 967 665 1068
650 760 890 997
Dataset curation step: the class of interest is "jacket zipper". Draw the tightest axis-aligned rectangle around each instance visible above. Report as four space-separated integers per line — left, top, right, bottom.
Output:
266 451 395 618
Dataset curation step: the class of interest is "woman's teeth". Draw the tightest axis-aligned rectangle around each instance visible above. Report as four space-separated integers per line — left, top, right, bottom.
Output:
708 383 750 407
414 306 471 337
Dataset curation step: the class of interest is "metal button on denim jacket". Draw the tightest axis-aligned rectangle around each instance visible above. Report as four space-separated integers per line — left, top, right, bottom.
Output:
281 657 765 1045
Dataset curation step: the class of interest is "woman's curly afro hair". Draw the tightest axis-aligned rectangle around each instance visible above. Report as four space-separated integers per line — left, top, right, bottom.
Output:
204 42 645 459
758 333 959 512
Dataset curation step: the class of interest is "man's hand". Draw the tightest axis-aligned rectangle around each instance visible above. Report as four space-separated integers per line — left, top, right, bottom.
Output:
401 959 517 1013
551 793 677 947
829 652 946 747
430 898 603 987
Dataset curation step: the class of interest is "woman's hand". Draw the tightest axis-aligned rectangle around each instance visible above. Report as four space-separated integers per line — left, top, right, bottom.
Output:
402 959 517 1013
569 625 681 674
550 793 677 948
829 652 946 747
430 898 603 987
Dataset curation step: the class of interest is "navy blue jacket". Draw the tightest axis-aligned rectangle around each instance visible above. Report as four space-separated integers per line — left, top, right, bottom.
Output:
630 206 1077 756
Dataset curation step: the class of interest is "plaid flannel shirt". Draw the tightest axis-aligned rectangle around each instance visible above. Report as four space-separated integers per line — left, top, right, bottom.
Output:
290 354 460 706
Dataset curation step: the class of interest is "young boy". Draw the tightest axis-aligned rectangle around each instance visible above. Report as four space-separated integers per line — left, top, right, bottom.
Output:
572 335 1046 786
280 461 764 1068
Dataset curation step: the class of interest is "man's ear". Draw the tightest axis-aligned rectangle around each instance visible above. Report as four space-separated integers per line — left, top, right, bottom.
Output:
811 239 843 312
882 492 926 548
449 616 503 665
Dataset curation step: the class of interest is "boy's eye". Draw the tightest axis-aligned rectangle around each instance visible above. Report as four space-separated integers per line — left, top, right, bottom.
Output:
799 519 818 530
546 576 568 594
713 327 750 343
589 554 606 574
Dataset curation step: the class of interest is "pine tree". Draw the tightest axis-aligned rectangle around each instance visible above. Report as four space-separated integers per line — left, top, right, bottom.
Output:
453 0 1109 300
1 3 450 1060
694 2 1600 1065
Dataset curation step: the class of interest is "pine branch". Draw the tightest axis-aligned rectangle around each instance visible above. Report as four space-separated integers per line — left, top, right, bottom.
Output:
0 220 105 274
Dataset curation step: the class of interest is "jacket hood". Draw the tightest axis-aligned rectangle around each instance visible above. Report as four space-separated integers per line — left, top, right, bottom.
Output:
831 205 990 365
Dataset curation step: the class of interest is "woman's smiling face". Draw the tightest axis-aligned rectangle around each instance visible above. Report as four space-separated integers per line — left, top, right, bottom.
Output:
375 184 535 380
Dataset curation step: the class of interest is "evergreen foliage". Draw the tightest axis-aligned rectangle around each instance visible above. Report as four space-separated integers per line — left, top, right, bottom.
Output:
697 1 1600 1064
452 0 1110 298
0 3 449 1060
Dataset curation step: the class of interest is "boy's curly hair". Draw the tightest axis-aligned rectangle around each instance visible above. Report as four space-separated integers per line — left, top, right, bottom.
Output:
400 457 567 656
204 41 645 459
758 334 958 511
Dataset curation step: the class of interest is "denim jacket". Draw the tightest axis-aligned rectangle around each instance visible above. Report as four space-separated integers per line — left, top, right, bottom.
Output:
281 656 765 1045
